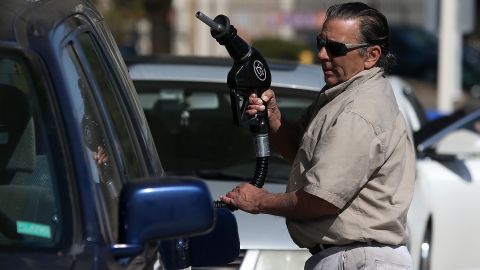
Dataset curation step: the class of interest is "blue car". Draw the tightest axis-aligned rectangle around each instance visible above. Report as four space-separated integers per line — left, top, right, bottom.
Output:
0 0 238 269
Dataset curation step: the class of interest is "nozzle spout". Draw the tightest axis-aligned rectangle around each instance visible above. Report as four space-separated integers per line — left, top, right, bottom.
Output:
195 11 224 32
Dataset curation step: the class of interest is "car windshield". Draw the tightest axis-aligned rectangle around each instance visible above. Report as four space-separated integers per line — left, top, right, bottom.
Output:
135 81 317 183
417 109 480 157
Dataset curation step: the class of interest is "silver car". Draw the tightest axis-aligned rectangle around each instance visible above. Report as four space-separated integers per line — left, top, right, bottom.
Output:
126 55 436 270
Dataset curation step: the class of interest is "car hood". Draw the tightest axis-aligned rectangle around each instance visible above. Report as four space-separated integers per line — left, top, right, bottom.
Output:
203 179 302 250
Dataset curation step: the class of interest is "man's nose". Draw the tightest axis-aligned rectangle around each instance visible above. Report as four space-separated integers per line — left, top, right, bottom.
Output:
317 47 329 61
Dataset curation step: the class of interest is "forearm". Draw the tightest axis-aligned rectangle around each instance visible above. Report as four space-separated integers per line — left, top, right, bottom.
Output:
269 116 300 164
259 189 339 219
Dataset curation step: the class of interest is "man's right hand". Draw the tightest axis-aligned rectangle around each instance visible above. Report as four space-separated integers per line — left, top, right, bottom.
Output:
246 89 281 125
247 89 300 164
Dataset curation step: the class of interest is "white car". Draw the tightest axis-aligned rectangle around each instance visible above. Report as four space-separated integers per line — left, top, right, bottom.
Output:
407 110 480 270
389 76 480 270
127 55 480 270
128 56 318 269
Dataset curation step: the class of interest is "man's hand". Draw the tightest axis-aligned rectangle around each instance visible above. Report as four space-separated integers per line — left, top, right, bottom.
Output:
93 146 108 166
221 184 339 219
246 89 281 126
220 183 268 214
247 89 300 163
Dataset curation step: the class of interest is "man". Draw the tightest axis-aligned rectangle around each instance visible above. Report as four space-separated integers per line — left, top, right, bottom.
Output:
220 2 415 269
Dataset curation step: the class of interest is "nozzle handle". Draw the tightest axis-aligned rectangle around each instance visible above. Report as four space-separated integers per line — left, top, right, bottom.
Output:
196 11 224 32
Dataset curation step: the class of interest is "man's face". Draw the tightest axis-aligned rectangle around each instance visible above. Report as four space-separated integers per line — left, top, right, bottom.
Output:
317 18 368 86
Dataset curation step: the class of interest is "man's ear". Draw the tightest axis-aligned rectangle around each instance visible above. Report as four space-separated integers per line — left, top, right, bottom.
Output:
364 45 381 69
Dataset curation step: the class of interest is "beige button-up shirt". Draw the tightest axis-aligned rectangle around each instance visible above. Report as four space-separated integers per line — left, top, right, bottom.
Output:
286 67 415 248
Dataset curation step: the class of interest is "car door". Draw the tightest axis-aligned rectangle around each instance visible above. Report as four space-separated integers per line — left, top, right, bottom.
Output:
0 43 78 269
0 0 240 269
54 13 230 270
54 15 163 269
0 12 164 269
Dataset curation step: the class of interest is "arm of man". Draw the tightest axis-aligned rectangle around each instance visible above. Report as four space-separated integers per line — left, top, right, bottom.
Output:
220 183 339 219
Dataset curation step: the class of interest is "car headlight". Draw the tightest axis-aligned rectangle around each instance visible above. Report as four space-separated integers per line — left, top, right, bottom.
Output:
240 250 311 270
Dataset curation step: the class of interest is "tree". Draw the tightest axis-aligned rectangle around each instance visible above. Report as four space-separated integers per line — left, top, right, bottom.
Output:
92 0 173 55
142 0 172 54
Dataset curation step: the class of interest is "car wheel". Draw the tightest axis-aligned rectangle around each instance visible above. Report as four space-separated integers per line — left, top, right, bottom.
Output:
419 222 432 270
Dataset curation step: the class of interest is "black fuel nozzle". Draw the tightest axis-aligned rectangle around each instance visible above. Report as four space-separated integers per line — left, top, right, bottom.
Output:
196 12 271 210
196 11 272 128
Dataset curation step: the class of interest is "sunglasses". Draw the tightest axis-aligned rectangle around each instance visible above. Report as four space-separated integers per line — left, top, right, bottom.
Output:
316 36 370 57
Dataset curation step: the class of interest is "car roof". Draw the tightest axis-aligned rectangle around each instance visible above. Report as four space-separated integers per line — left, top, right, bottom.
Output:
128 55 429 138
126 55 326 92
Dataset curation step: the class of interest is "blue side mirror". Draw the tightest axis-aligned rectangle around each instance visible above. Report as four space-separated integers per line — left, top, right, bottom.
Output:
190 208 240 266
159 208 240 269
112 177 215 256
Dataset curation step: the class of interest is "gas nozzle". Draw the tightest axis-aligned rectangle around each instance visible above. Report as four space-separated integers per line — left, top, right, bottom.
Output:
196 11 271 209
195 11 271 126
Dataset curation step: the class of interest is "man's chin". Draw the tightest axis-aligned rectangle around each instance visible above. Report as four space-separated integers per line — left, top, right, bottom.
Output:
324 77 338 87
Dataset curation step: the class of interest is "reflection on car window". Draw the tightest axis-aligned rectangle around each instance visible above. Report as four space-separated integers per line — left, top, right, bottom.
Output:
62 31 149 242
63 42 123 241
135 82 315 182
77 33 142 180
0 53 62 248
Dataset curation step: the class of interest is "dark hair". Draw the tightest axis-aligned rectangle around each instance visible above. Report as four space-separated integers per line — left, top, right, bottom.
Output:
324 2 396 73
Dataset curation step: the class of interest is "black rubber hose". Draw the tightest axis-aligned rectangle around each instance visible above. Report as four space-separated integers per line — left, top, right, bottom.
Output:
250 156 268 188
214 156 268 211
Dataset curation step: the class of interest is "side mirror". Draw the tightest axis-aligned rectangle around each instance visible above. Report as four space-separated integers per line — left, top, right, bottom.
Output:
159 208 240 269
190 208 240 266
112 177 215 256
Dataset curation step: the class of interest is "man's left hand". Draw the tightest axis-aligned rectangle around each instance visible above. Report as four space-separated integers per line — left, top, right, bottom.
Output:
220 183 267 214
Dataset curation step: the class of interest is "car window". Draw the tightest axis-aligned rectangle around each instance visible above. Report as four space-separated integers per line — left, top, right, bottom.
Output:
62 43 123 240
61 28 146 242
0 52 65 248
76 33 143 180
135 81 316 183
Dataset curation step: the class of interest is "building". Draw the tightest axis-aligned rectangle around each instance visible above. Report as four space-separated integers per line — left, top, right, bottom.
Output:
170 0 454 57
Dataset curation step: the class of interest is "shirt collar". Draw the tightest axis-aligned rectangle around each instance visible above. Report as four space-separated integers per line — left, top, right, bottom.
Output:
322 67 384 101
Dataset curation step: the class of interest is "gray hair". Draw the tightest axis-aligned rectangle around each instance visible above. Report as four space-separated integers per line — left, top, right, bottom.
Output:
325 2 396 73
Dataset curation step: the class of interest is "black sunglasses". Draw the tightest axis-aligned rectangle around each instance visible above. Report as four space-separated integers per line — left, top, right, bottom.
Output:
316 36 370 57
